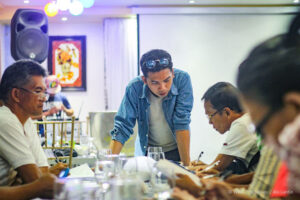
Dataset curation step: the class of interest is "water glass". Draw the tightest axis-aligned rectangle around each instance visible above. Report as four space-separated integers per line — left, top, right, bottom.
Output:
147 147 165 161
148 152 165 161
148 146 163 153
94 160 115 199
97 149 112 160
80 135 90 157
108 175 143 200
150 167 174 199
88 137 98 158
104 154 121 174
54 178 82 200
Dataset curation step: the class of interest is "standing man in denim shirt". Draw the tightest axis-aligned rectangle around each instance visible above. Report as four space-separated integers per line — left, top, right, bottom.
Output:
109 49 193 166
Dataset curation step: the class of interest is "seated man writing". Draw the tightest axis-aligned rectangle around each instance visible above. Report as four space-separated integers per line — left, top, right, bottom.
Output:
0 60 66 186
193 82 259 175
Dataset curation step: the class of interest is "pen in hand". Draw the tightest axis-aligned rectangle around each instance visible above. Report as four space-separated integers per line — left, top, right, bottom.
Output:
197 151 204 162
202 160 220 171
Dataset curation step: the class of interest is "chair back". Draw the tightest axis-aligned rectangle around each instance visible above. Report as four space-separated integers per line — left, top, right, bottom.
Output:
34 116 75 168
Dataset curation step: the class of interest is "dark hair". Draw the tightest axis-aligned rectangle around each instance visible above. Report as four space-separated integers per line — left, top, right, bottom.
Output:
0 59 46 101
202 82 243 113
140 49 173 77
237 34 300 109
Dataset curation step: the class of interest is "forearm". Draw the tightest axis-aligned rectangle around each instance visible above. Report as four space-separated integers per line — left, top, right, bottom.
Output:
63 108 74 116
31 114 43 120
210 154 234 171
0 182 41 200
225 172 254 185
39 166 49 174
16 164 42 184
110 140 123 154
176 130 190 166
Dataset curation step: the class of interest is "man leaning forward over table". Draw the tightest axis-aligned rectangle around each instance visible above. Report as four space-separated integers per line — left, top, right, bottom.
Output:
0 60 67 198
109 49 193 166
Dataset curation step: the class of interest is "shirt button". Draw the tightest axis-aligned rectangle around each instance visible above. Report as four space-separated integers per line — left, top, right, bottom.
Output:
144 146 146 149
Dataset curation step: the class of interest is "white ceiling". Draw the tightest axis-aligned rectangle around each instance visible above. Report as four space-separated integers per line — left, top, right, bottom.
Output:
0 0 299 7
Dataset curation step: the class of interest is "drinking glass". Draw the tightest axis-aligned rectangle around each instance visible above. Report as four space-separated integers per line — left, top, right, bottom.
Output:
80 135 90 157
87 137 98 158
147 147 165 161
108 175 143 200
54 178 82 200
148 147 163 153
104 154 120 175
97 149 112 160
150 167 174 199
94 160 115 200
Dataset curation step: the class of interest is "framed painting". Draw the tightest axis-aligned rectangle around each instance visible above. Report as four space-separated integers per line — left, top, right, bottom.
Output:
48 36 86 91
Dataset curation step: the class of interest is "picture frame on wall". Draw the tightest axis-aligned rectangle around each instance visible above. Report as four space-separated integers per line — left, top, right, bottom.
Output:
48 35 86 91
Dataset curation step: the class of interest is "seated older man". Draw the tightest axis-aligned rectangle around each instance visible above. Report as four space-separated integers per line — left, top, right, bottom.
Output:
0 60 65 187
192 82 259 175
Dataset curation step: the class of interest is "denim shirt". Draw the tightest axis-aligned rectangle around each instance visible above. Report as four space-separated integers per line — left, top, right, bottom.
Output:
110 68 194 156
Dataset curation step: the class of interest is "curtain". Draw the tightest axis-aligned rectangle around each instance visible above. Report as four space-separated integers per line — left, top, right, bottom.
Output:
103 18 138 110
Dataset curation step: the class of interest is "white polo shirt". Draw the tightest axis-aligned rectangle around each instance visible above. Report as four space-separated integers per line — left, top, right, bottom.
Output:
219 113 259 168
0 106 48 186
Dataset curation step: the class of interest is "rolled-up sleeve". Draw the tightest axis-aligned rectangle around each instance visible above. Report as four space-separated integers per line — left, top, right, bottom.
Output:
173 72 194 131
110 84 139 145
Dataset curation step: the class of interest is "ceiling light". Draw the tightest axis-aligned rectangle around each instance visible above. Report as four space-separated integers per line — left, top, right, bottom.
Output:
80 0 95 8
294 0 299 3
57 0 71 11
69 0 84 16
189 0 195 3
61 17 68 21
45 2 59 17
24 0 30 4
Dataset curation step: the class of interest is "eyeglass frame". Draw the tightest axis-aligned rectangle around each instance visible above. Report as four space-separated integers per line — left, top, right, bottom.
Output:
207 109 223 121
17 87 49 100
142 58 170 69
254 108 279 139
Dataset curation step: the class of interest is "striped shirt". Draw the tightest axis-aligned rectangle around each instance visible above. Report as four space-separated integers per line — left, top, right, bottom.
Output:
234 146 281 199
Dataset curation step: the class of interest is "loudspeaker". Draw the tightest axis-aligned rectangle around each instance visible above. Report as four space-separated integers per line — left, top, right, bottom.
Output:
11 9 48 63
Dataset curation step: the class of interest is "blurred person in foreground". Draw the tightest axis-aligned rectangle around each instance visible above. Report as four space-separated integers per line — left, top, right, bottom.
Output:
192 82 259 176
109 49 193 165
173 33 300 200
0 60 66 188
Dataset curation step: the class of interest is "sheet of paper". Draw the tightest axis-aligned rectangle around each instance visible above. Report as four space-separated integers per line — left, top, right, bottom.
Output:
156 159 202 186
68 163 94 178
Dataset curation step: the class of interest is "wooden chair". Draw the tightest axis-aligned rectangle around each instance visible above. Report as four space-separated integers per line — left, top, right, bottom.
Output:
34 116 75 168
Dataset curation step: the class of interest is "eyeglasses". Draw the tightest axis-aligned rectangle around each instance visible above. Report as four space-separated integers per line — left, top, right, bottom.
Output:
207 110 220 121
142 58 170 69
18 87 49 100
254 108 278 138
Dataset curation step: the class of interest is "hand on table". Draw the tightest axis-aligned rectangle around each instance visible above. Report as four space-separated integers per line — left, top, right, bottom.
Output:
196 168 219 177
201 179 236 200
188 164 207 171
172 187 200 200
49 162 68 177
191 160 206 166
35 173 57 199
175 173 203 197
